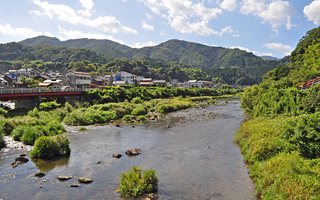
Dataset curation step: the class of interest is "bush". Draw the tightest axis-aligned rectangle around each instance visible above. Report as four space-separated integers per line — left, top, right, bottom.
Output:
30 135 70 158
123 115 131 121
79 127 87 131
131 97 143 104
0 133 5 149
21 126 44 145
11 125 26 141
137 116 146 121
131 105 148 116
119 166 158 197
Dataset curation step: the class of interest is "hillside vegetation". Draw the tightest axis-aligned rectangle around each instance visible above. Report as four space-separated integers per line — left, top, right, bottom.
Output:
237 26 320 199
20 36 288 74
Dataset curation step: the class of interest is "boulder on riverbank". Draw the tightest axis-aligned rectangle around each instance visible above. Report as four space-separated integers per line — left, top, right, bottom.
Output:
35 172 46 178
110 153 122 158
78 177 93 183
125 148 142 155
15 156 29 163
57 176 73 181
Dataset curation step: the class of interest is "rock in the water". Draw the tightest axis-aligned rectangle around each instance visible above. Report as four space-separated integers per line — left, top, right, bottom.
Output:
96 161 101 164
78 177 93 183
110 120 114 123
147 193 158 199
70 184 81 187
116 124 120 127
125 148 142 155
110 153 122 158
35 172 46 178
15 157 29 163
57 176 73 181
20 153 26 157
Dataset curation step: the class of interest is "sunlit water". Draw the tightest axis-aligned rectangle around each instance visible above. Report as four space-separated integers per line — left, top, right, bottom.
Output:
0 99 256 199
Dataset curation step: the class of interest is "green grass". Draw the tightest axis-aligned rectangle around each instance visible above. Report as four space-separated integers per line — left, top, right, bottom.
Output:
119 166 158 197
78 127 87 131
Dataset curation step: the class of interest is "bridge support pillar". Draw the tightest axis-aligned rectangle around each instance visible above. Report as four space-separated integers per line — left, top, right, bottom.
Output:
14 95 42 109
65 96 81 104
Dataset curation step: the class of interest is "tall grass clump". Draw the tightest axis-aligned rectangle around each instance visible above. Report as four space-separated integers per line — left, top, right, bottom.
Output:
0 133 5 149
30 135 70 158
119 166 158 197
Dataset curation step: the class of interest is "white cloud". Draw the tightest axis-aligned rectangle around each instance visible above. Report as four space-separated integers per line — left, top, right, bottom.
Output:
304 0 320 25
138 0 223 36
78 0 94 17
240 0 296 32
219 26 237 36
57 25 124 44
263 42 293 56
130 41 157 48
142 20 154 31
31 0 138 34
146 13 153 19
262 52 274 56
220 0 237 12
160 30 167 35
230 45 262 56
0 23 52 39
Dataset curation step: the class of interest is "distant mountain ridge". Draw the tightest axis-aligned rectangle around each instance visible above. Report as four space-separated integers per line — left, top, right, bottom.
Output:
260 56 279 60
19 36 289 70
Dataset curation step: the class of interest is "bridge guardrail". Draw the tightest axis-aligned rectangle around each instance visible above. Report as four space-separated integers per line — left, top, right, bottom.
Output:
0 88 90 94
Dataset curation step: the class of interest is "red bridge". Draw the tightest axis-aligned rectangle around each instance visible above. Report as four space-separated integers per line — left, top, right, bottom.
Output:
0 88 88 109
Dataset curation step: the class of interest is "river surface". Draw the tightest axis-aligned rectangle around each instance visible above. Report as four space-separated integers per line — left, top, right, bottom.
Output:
0 99 256 200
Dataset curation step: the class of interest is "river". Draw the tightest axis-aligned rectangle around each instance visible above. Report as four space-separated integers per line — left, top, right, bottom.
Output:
0 99 256 199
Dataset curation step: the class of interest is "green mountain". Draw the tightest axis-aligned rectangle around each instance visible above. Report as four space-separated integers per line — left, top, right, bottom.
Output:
260 56 279 60
20 36 288 71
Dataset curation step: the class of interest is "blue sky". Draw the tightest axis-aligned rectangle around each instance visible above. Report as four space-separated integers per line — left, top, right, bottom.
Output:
0 0 320 58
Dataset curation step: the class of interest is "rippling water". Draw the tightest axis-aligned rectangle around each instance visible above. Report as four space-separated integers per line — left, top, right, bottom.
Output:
0 99 256 200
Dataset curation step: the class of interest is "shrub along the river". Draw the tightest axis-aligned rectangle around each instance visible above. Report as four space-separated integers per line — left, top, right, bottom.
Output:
119 166 158 197
237 83 320 198
0 133 5 148
30 135 70 158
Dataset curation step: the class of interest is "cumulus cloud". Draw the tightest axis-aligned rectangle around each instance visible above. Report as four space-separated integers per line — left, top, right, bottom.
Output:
30 0 137 34
0 23 52 39
57 25 124 44
240 0 296 32
142 20 154 31
138 0 222 36
220 0 237 12
230 45 262 56
304 0 320 25
263 42 293 56
130 41 157 48
78 0 94 17
219 26 239 37
146 13 153 19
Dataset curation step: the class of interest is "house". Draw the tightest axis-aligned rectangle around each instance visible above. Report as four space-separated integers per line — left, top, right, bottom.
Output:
37 82 61 89
112 71 137 85
9 68 41 78
139 78 154 87
188 80 204 88
198 81 213 88
112 81 128 87
34 73 51 82
92 76 105 86
299 77 320 89
66 71 91 88
153 80 167 87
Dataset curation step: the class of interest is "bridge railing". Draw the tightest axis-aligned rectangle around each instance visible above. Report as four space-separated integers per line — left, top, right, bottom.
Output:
0 88 89 94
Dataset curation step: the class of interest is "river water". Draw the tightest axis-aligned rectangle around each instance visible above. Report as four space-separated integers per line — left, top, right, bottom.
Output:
0 99 256 200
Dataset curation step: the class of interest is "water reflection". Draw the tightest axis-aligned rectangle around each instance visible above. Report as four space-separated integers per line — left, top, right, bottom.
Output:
32 155 70 172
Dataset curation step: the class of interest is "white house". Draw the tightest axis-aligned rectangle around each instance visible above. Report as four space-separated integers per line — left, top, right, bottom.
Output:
66 71 91 88
112 71 136 85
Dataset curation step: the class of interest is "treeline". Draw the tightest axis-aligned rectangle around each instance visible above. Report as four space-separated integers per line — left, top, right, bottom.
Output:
236 25 320 199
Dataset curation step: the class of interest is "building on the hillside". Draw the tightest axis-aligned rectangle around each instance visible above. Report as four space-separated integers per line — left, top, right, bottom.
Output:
112 71 137 85
299 77 320 89
188 80 204 88
139 78 154 87
153 80 167 87
37 82 61 89
112 81 128 87
66 71 91 88
198 81 213 88
92 76 105 86
34 73 52 82
9 68 41 78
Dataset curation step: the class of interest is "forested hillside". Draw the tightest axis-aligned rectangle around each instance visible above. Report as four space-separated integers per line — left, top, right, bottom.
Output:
20 36 288 70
